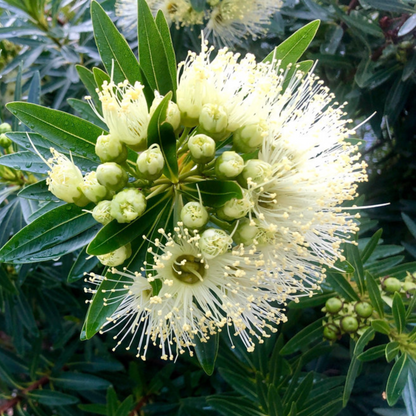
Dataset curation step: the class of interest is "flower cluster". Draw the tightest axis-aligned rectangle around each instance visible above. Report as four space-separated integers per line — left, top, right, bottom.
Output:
44 40 367 359
116 0 282 47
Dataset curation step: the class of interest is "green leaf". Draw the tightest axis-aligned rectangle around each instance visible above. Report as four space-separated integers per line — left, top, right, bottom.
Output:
218 368 258 402
289 372 314 410
345 244 365 295
87 193 169 255
0 151 48 174
51 372 111 390
402 213 416 239
91 0 143 86
137 0 176 97
181 180 243 208
386 354 410 406
366 271 384 317
268 385 284 416
357 344 386 362
76 65 102 114
363 0 414 13
288 292 335 309
67 246 100 283
0 264 17 294
338 10 384 38
6 102 102 163
0 204 97 263
371 319 391 335
325 271 360 302
93 67 111 91
392 292 406 334
263 20 320 69
147 93 178 181
361 228 383 263
255 372 268 413
377 262 416 279
386 341 401 363
280 317 325 355
298 388 344 416
67 98 108 131
18 180 59 202
15 288 39 336
78 404 107 415
194 332 219 377
281 60 314 92
107 387 118 416
27 390 79 406
115 395 134 416
366 256 405 276
207 396 266 416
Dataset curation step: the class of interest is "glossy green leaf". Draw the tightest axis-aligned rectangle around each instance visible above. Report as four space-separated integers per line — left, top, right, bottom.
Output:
325 271 360 302
0 151 48 174
361 228 383 263
392 292 406 333
386 354 410 406
91 0 143 86
298 388 344 416
67 98 108 131
107 387 118 416
268 385 284 416
377 262 416 279
218 368 257 402
18 180 59 202
367 256 405 276
27 390 79 406
255 372 268 413
402 213 416 239
93 67 110 91
386 341 401 363
207 396 266 416
181 180 243 208
76 65 102 113
263 20 320 69
147 93 178 181
68 246 100 283
15 288 39 336
50 372 111 390
281 60 314 92
115 395 134 416
0 204 97 263
345 243 365 295
357 344 386 362
364 0 413 13
371 319 391 335
78 404 107 415
0 264 17 294
366 271 384 317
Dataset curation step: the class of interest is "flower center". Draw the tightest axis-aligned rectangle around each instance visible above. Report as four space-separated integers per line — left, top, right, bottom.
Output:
172 254 205 284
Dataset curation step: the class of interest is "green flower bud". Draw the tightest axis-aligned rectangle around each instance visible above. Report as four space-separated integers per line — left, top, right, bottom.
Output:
403 281 416 292
96 162 128 192
355 301 373 319
150 93 181 131
95 133 128 164
384 277 402 293
110 188 147 223
199 228 232 259
0 133 12 148
188 134 216 164
0 123 12 134
199 104 228 140
181 201 209 229
215 151 244 180
92 200 113 225
217 190 253 221
340 316 359 333
136 144 165 181
233 218 259 246
325 297 343 314
97 243 132 267
323 324 339 341
80 171 108 203
233 122 267 153
238 159 273 188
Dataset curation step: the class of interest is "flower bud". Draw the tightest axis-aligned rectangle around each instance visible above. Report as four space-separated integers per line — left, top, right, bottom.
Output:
238 159 273 188
80 171 108 204
97 243 132 267
0 133 12 148
188 134 216 164
199 104 228 140
233 218 259 246
217 190 253 221
96 162 128 192
325 297 343 314
215 151 244 180
0 123 11 134
110 188 147 223
323 324 339 341
340 316 359 333
150 93 181 131
384 277 402 293
355 301 373 319
403 281 416 292
95 133 128 164
92 200 113 225
233 122 267 153
199 228 232 259
181 202 209 229
46 149 85 204
136 144 165 181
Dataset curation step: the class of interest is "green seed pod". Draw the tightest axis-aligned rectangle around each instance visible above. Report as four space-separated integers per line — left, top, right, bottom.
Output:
0 133 12 148
92 200 113 225
110 188 147 223
340 316 359 333
215 151 244 180
97 243 132 267
355 301 373 319
96 162 128 192
180 201 209 229
0 122 12 134
325 297 343 314
95 133 128 164
188 134 216 164
384 277 402 293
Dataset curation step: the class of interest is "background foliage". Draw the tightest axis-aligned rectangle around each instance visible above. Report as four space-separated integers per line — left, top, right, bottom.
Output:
0 0 416 415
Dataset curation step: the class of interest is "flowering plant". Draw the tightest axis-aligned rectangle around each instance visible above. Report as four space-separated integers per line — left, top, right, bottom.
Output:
0 0 368 369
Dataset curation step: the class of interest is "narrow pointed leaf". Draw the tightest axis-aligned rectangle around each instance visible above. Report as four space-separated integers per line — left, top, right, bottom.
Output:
386 354 409 406
392 292 406 333
361 228 383 263
194 333 220 376
366 271 384 317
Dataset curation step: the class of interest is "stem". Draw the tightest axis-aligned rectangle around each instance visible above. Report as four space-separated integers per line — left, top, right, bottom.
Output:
121 162 140 179
146 184 170 200
179 169 199 181
177 127 191 149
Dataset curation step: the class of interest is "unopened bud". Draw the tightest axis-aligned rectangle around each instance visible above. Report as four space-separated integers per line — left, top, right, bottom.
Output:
0 133 12 148
92 200 113 225
325 297 343 314
403 281 416 292
238 159 273 188
233 121 267 153
136 144 165 181
95 134 128 164
384 277 402 293
323 324 340 341
199 228 232 259
150 93 181 131
96 162 128 192
199 104 228 140
181 202 209 229
355 301 373 319
188 134 216 164
233 218 259 246
215 151 244 180
110 188 147 223
97 243 132 267
340 316 359 333
81 171 108 203
0 123 11 134
217 190 253 221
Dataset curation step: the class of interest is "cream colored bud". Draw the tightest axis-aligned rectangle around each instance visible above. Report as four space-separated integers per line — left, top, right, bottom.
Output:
92 200 113 225
0 123 11 134
217 190 253 221
233 122 267 153
233 218 259 246
96 162 128 192
97 243 132 267
215 151 244 179
150 93 181 131
188 134 216 164
181 202 209 229
199 104 228 140
238 159 273 188
95 133 128 163
136 144 165 181
199 228 232 259
110 188 147 223
80 171 108 204
0 133 12 148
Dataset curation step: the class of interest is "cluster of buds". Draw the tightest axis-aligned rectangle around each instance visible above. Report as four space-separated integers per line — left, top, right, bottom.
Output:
0 122 12 149
322 297 374 342
381 273 416 296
